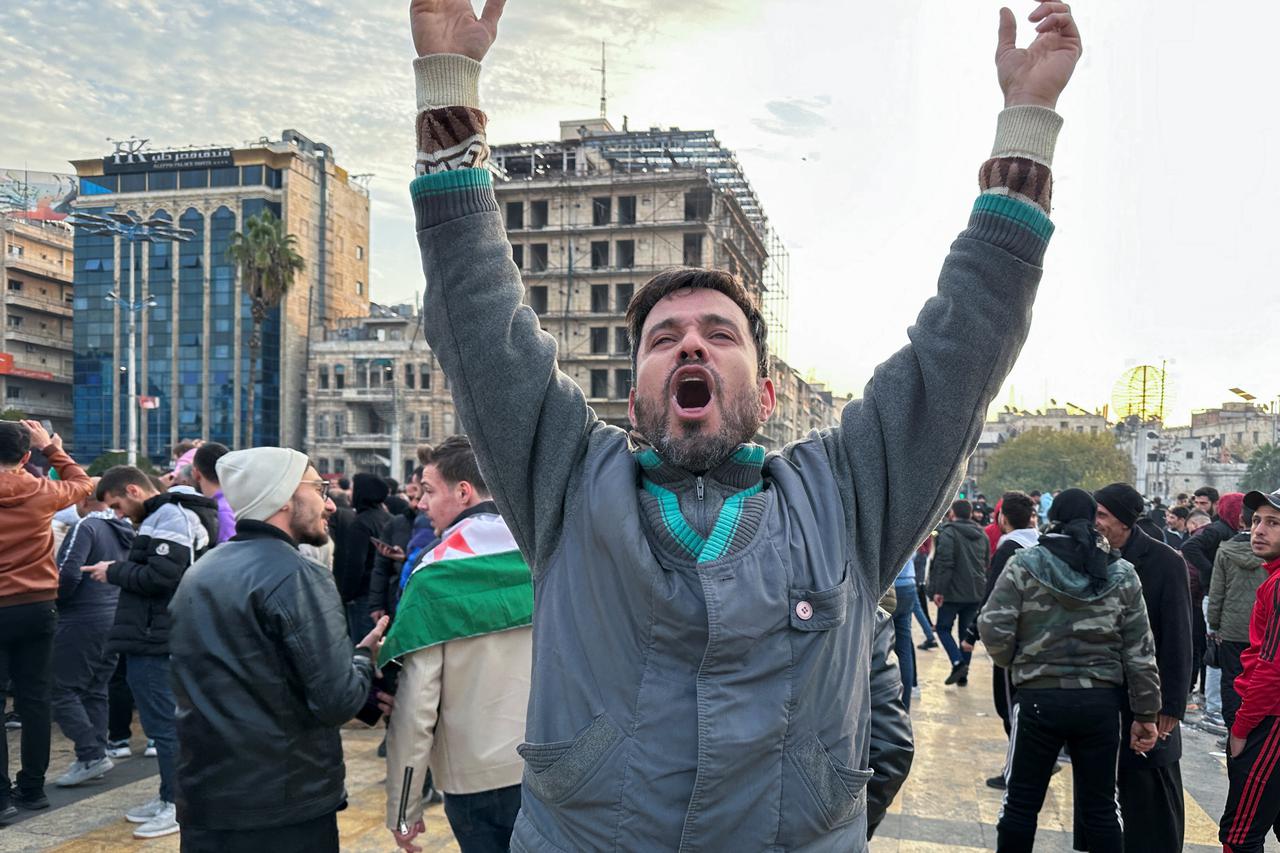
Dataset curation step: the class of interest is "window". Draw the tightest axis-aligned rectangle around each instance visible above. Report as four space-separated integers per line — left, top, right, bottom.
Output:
404 363 415 389
685 188 712 221
420 413 432 439
319 365 329 389
333 413 345 437
591 284 609 313
511 244 523 269
591 241 609 269
266 168 284 189
592 197 611 226
241 165 263 186
210 167 238 187
5 387 19 400
590 369 609 398
618 195 636 225
614 327 629 354
180 169 209 189
181 253 202 268
531 200 548 229
529 285 548 315
420 363 432 389
616 240 635 268
356 281 364 296
1187 451 1195 460
615 283 634 312
615 369 632 397
7 316 22 327
334 363 345 390
7 279 21 292
7 244 23 258
356 245 364 260
590 327 608 354
530 243 548 272
120 172 147 193
683 233 703 266
505 201 524 229
316 415 328 438
148 171 177 190
333 457 346 474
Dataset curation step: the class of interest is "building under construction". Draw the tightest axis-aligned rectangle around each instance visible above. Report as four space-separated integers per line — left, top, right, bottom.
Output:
491 117 833 444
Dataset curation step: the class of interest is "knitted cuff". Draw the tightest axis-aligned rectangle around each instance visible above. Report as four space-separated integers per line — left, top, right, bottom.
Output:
413 54 481 110
991 105 1063 167
979 157 1053 213
415 106 490 175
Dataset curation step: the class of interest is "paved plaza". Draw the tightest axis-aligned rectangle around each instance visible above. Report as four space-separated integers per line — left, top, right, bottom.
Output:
2 637 1273 852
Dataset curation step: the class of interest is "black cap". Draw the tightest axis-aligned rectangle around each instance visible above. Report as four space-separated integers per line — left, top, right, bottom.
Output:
1244 490 1280 513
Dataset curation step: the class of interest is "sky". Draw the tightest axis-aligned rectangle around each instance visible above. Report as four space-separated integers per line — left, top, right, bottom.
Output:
3 1 1276 426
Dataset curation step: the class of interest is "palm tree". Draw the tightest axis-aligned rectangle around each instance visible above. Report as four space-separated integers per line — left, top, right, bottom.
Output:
227 211 304 446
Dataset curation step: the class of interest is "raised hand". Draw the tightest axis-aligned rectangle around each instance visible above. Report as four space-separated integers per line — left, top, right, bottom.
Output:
997 3 1083 109
410 0 506 60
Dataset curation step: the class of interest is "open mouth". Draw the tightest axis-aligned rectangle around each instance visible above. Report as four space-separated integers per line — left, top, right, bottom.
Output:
671 366 715 417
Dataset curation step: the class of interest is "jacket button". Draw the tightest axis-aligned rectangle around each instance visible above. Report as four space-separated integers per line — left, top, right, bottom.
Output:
795 600 813 621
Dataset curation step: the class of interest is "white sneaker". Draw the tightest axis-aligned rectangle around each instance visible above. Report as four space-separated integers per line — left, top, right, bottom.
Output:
125 796 166 824
55 756 114 787
143 739 157 757
106 739 132 759
132 802 178 839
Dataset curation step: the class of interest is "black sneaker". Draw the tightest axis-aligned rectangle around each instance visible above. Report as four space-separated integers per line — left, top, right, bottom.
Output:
1 802 18 824
985 775 1006 790
4 712 20 731
917 639 939 651
945 663 969 685
10 786 49 811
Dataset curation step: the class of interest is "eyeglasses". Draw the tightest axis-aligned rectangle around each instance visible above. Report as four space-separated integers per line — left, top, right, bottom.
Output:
300 479 331 499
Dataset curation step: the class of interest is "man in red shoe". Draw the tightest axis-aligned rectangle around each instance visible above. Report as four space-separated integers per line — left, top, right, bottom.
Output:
1220 488 1280 852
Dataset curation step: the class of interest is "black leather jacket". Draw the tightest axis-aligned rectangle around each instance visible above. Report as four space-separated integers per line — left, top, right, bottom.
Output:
867 606 915 836
168 521 375 830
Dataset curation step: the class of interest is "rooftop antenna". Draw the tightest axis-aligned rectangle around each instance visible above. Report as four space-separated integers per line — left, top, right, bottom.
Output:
593 42 607 119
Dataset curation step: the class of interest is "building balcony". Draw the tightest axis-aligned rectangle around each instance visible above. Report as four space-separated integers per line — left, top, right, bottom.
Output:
336 432 395 448
4 291 74 317
315 386 396 401
5 253 71 282
5 399 73 418
2 328 72 350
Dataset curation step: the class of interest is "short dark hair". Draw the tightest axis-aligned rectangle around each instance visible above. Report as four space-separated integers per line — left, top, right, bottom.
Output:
625 267 769 378
1243 504 1255 527
1176 492 1189 502
171 439 199 459
1029 490 1042 499
1194 486 1220 503
411 465 424 483
192 442 230 483
97 465 158 501
426 435 488 495
950 499 973 520
1170 506 1190 520
385 477 400 494
337 477 351 490
999 491 1036 529
0 421 31 466
416 444 433 466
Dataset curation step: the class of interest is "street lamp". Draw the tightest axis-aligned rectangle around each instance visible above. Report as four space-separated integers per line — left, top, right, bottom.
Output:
66 211 194 466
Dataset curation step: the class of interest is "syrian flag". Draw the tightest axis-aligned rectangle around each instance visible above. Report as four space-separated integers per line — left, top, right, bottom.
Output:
378 512 532 666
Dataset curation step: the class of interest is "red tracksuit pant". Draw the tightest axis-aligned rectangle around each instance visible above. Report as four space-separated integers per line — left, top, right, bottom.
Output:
1221 716 1280 851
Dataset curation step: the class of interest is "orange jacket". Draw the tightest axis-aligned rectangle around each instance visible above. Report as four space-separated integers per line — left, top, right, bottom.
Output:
0 446 94 606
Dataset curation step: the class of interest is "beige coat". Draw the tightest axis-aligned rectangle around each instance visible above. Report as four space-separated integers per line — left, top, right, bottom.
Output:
385 625 531 830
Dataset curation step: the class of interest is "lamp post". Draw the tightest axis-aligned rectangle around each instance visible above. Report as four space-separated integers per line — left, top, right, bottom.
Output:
66 211 194 466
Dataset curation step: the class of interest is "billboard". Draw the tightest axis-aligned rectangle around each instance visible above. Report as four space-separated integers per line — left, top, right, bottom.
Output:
0 168 77 222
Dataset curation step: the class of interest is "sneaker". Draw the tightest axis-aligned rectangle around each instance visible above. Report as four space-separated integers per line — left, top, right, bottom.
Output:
132 802 178 839
917 639 939 651
1199 718 1228 736
3 712 19 730
0 803 17 824
10 786 49 811
106 739 132 759
55 756 114 787
911 686 922 699
144 739 157 758
1218 736 1229 751
125 796 167 824
945 663 969 686
985 774 1007 790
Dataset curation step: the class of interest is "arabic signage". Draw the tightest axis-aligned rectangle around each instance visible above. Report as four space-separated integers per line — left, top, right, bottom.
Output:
0 352 55 381
102 138 233 175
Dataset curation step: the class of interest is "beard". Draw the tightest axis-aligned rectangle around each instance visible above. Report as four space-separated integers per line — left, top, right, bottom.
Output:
633 364 761 473
291 505 330 548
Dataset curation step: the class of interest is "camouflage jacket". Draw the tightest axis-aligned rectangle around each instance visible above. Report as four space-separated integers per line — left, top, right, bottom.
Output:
977 542 1162 722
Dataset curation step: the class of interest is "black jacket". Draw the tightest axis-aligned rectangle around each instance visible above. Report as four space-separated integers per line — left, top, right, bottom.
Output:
107 488 219 655
1118 527 1193 769
867 606 914 836
57 510 134 619
330 504 391 603
368 510 416 617
168 521 375 830
1182 518 1235 597
927 519 989 603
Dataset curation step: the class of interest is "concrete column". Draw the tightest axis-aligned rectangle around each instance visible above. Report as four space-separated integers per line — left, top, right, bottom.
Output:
169 226 180 455
139 239 150 459
111 235 121 451
201 207 212 441
232 207 242 448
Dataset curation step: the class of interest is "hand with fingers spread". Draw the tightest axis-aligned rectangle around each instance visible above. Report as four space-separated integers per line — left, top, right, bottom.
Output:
997 2 1084 109
410 0 506 60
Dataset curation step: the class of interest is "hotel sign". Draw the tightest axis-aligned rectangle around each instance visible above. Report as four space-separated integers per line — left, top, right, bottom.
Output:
102 139 233 175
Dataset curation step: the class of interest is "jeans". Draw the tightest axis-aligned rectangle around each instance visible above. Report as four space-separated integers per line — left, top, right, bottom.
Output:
180 810 338 853
1221 640 1248 732
891 584 917 711
346 594 374 647
0 601 57 798
1207 663 1223 717
911 591 935 643
935 602 979 667
443 785 522 853
51 615 117 762
126 654 178 803
108 655 134 743
998 687 1124 853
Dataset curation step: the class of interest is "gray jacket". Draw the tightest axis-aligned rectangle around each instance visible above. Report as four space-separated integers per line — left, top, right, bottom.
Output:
413 167 1049 849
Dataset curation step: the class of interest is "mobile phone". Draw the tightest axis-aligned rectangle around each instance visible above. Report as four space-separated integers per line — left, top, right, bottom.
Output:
356 659 401 726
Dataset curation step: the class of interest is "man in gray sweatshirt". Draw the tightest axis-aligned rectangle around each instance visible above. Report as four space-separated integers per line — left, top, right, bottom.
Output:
401 2 1081 851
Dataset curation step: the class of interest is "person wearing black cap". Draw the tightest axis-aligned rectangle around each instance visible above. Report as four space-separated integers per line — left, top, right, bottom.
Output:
1089 483 1193 853
331 473 391 645
978 488 1160 853
1219 487 1280 852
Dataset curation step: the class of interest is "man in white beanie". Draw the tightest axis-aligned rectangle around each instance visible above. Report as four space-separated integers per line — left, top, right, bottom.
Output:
168 448 390 853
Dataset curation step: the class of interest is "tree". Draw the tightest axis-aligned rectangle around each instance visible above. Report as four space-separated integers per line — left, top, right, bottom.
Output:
1243 444 1280 493
227 210 305 447
0 408 26 421
87 452 157 476
981 429 1134 497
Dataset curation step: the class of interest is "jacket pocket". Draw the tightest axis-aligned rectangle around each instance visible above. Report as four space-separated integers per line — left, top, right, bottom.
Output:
789 567 854 632
787 734 873 829
518 714 622 804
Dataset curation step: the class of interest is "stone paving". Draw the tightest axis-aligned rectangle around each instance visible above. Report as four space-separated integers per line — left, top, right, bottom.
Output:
3 631 1276 851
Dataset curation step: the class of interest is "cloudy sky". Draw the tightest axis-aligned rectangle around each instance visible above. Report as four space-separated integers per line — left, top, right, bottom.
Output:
3 1 1276 425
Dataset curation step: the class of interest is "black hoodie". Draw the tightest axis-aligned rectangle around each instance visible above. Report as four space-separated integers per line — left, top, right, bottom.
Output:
57 509 136 619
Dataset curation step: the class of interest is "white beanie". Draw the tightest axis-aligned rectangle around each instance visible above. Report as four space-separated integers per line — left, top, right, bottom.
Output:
216 447 310 522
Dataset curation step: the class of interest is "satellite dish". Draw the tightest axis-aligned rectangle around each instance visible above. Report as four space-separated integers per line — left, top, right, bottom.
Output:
1111 365 1171 424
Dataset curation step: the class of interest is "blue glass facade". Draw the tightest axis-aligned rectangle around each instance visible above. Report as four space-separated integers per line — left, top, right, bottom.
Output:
72 192 282 463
